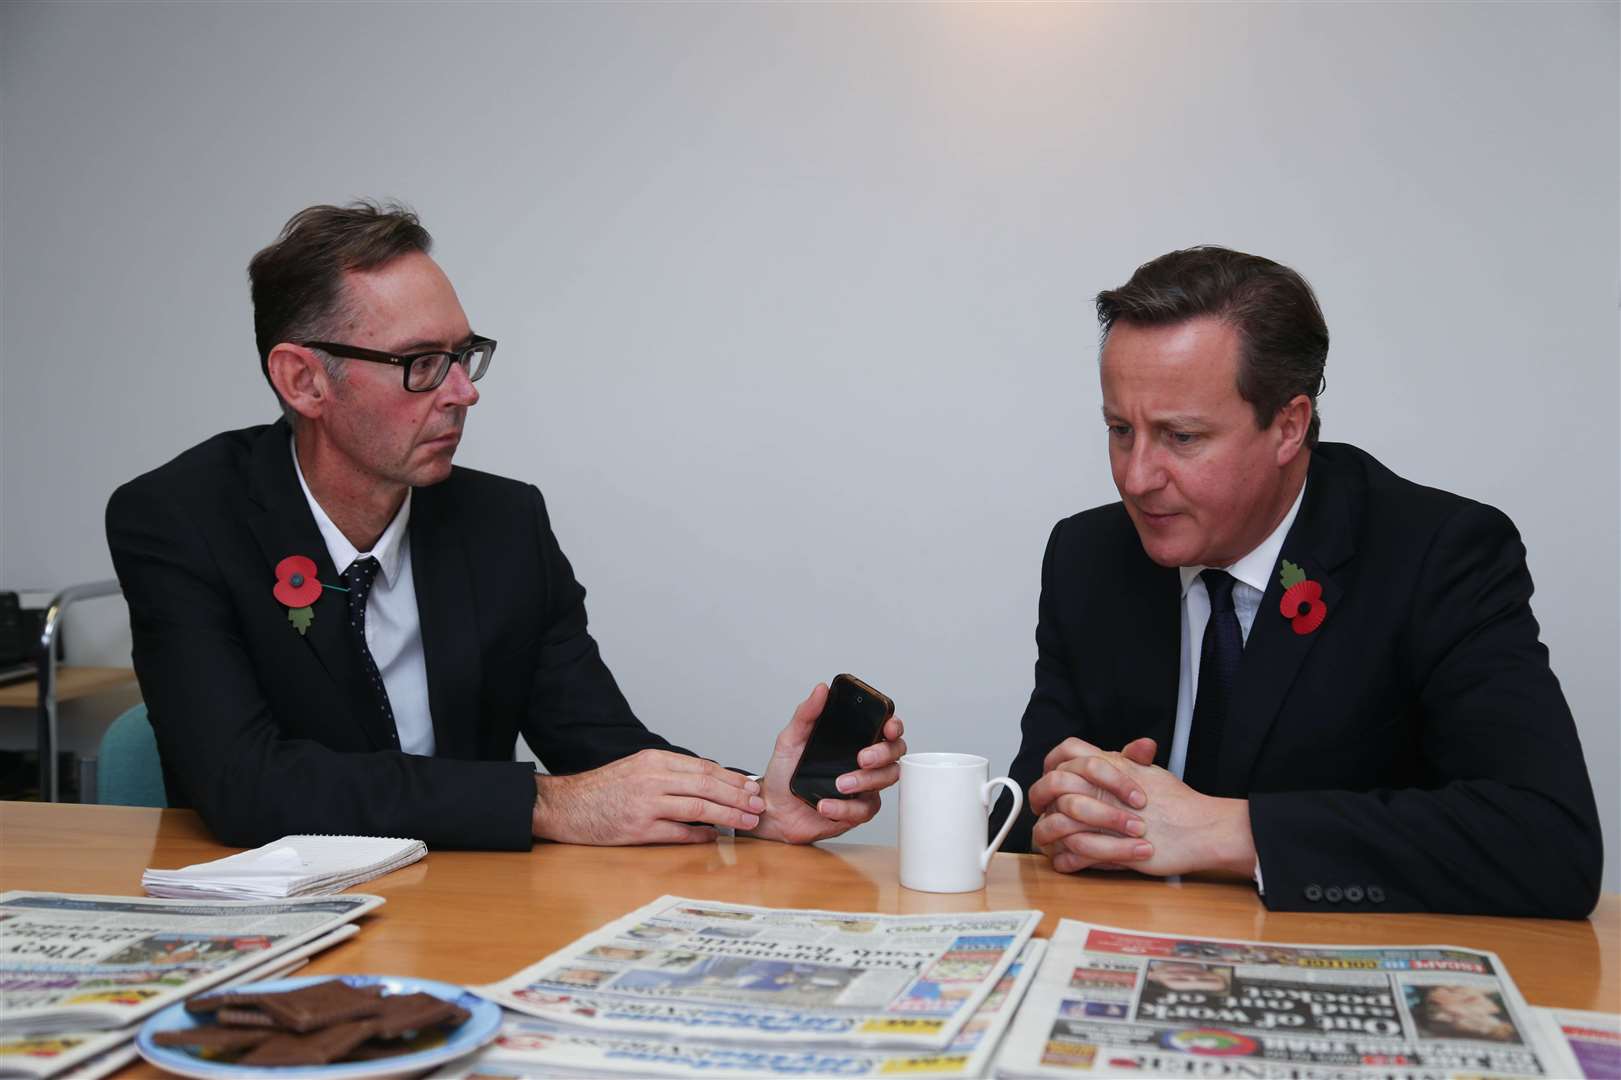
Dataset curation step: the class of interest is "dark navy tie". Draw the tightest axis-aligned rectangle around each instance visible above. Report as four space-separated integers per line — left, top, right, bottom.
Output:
343 556 398 748
1186 569 1242 795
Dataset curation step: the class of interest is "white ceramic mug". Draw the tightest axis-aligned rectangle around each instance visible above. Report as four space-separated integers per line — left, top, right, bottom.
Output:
898 753 1022 893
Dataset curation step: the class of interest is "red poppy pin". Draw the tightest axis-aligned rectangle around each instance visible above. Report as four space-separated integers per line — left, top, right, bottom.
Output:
1278 559 1327 635
273 555 326 635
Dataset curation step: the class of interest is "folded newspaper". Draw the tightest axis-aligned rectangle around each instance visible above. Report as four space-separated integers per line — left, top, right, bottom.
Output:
0 891 381 1039
437 940 1046 1078
1535 1007 1621 1079
0 923 360 1080
141 834 426 900
993 919 1570 1080
481 895 1043 1050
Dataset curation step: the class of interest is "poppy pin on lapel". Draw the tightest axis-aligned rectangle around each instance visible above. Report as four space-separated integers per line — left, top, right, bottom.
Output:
273 555 345 635
1278 559 1327 635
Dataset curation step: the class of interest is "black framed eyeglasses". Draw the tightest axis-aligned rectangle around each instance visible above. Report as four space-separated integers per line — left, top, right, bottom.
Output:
301 335 497 392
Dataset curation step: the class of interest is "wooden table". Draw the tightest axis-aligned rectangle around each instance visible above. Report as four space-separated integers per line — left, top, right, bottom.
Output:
2 803 1615 1075
0 666 136 710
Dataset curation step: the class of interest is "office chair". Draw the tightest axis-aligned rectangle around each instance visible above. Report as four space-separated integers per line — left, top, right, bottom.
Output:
95 702 166 808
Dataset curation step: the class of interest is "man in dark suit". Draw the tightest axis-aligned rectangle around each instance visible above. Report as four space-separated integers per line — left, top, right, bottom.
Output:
991 246 1601 916
107 201 905 850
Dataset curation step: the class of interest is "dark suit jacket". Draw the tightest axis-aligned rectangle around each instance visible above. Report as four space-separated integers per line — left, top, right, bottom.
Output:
106 420 687 849
991 442 1602 917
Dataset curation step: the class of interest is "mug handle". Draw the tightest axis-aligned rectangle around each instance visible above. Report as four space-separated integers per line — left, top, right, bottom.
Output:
979 777 1022 872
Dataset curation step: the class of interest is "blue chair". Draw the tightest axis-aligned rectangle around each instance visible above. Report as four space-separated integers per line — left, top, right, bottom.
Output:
96 703 167 807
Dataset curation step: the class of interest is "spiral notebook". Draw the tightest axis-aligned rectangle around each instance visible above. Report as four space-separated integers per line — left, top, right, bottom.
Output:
142 834 426 901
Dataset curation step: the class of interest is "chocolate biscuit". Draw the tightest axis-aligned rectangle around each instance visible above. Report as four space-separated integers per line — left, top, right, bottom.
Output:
370 992 470 1038
237 1019 381 1067
152 1025 275 1052
256 980 388 1032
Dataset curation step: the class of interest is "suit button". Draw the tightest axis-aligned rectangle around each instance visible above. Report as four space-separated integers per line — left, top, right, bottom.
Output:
1304 884 1323 902
1367 885 1385 904
1345 885 1365 903
1324 886 1344 903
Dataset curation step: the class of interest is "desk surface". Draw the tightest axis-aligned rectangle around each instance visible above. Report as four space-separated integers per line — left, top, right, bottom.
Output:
0 665 136 708
2 802 1615 1071
6 803 1617 1008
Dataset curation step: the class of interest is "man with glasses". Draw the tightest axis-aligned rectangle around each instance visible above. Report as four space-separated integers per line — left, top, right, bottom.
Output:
106 201 905 850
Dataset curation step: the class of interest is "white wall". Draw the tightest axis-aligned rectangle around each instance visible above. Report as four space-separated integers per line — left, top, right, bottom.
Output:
2 2 1615 887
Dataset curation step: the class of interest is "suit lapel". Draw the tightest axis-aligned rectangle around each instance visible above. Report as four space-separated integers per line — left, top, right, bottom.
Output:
1218 449 1360 794
1114 543 1182 766
409 481 482 760
243 421 394 750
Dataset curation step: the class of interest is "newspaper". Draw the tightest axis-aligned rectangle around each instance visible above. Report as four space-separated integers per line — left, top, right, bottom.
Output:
482 895 1042 1050
1535 1008 1621 1079
439 939 1045 1079
0 891 382 1036
0 923 361 1080
994 919 1565 1080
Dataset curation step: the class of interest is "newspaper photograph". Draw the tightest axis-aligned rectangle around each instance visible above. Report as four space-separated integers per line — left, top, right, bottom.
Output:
1535 1008 1621 1079
0 891 382 1035
482 896 1042 1049
994 919 1564 1079
439 939 1045 1079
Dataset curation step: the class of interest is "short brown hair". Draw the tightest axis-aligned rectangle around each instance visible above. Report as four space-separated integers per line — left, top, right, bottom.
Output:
247 200 432 386
1096 246 1328 446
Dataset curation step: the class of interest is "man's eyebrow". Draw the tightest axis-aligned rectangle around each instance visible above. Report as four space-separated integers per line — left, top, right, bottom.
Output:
386 334 476 354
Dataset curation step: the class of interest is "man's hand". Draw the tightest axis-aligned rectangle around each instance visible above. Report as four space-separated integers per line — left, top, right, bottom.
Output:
750 683 908 845
1029 736 1157 873
531 749 767 845
1044 754 1256 878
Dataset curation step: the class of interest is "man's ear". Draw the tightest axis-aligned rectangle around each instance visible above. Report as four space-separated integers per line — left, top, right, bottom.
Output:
267 343 330 422
1274 394 1313 467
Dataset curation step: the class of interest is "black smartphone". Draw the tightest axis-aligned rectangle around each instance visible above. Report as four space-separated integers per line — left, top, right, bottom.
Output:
789 674 894 807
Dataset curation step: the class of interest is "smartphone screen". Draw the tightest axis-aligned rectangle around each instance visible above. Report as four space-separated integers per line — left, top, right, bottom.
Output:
789 675 893 806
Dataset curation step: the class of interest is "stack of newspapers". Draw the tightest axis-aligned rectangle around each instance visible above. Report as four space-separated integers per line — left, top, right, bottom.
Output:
452 901 1617 1080
0 890 381 1079
988 918 1605 1080
450 895 1046 1079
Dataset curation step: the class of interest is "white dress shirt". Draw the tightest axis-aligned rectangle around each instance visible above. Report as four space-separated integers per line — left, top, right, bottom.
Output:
291 440 436 757
1169 479 1307 892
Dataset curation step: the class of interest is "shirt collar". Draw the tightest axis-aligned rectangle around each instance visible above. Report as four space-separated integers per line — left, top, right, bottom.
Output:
1178 477 1308 598
289 436 412 587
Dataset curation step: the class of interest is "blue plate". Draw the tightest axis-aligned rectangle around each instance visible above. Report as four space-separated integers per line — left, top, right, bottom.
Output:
136 974 500 1079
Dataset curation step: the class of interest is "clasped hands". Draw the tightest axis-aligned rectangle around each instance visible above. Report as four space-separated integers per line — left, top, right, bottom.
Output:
1030 737 1256 879
532 682 905 847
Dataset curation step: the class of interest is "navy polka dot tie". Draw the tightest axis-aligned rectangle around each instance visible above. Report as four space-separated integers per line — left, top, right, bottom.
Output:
343 557 398 748
1186 569 1242 795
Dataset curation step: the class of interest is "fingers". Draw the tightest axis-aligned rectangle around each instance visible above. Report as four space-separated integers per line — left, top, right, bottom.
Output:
1042 736 1101 774
1122 737 1158 766
1058 829 1153 866
1032 810 1089 851
667 771 767 815
828 717 906 797
857 732 906 770
1052 852 1131 874
814 792 878 825
835 762 898 795
657 794 762 832
1029 768 1091 816
788 683 829 740
1056 754 1146 810
643 821 720 845
661 753 759 791
1051 791 1145 836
